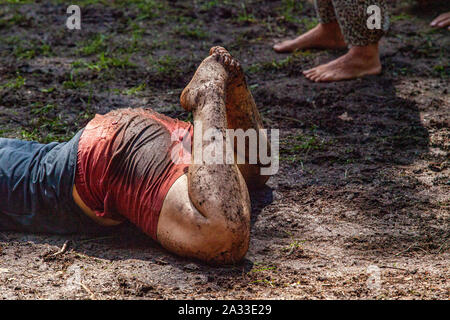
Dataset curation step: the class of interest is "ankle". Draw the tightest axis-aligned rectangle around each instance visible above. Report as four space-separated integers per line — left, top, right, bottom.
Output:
348 43 379 60
319 20 339 31
318 21 342 35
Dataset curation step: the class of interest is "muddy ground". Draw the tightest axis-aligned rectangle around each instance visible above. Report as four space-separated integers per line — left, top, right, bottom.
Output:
0 0 448 300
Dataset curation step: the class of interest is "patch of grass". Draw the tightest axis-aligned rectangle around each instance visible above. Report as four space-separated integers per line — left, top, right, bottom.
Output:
20 128 40 141
117 23 145 54
72 53 136 72
433 64 449 78
251 279 274 287
237 2 257 24
3 35 21 45
295 135 324 152
0 129 12 137
391 13 413 22
281 133 326 157
293 49 313 57
279 0 304 24
1 0 34 3
172 24 208 40
250 265 277 273
62 70 89 89
247 56 293 74
147 38 171 51
198 0 234 11
0 12 29 28
20 128 74 144
199 0 220 10
98 53 136 69
40 87 56 93
21 109 75 143
63 79 88 89
49 0 109 5
148 54 182 76
249 263 277 288
31 103 56 116
300 16 318 31
13 47 36 60
286 240 305 252
0 74 25 90
123 83 146 95
12 41 53 60
282 231 306 255
77 34 109 56
116 0 167 20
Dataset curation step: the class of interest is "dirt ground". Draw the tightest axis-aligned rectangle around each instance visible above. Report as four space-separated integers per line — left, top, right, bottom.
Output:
0 0 448 300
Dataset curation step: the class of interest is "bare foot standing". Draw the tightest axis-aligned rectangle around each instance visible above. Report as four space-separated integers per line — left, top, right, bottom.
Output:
430 12 450 30
273 0 388 82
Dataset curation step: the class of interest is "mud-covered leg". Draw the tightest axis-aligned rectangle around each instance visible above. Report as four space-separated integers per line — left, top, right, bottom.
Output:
208 47 271 188
159 53 251 264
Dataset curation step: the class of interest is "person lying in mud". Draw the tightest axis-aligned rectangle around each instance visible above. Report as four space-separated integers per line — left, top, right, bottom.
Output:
0 47 272 265
273 0 389 82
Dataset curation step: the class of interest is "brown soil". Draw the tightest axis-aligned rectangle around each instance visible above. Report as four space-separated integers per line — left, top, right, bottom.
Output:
0 0 448 299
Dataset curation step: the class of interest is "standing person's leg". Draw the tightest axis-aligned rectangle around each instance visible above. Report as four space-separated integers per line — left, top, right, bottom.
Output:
157 49 252 264
273 0 346 52
304 0 388 82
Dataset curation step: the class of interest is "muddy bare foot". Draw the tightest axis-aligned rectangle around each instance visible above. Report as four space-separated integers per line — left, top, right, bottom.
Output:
209 47 269 188
180 52 229 112
209 46 264 131
303 44 382 82
209 46 243 80
273 21 347 53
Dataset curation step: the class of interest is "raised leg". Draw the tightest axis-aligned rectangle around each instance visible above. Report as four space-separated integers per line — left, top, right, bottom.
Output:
208 46 271 188
158 50 251 264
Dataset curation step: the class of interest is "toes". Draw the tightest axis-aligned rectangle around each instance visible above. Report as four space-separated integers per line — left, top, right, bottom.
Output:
210 46 230 58
303 68 316 75
230 59 241 72
273 43 286 53
210 46 226 56
304 68 320 81
212 52 231 67
310 70 324 82
316 72 331 82
224 55 232 66
303 70 314 80
209 46 219 55
210 47 244 76
310 73 322 82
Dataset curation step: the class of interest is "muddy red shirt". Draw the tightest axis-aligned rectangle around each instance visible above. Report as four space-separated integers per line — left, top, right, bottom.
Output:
75 108 193 240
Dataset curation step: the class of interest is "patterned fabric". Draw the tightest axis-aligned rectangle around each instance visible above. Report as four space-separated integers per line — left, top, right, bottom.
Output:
314 0 389 46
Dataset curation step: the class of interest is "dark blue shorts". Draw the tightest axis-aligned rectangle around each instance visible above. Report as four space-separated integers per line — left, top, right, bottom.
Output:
0 130 107 234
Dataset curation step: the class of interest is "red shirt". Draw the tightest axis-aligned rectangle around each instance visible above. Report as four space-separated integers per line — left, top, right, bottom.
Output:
75 108 193 240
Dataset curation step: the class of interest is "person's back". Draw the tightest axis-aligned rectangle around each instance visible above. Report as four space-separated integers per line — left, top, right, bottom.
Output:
75 108 193 240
